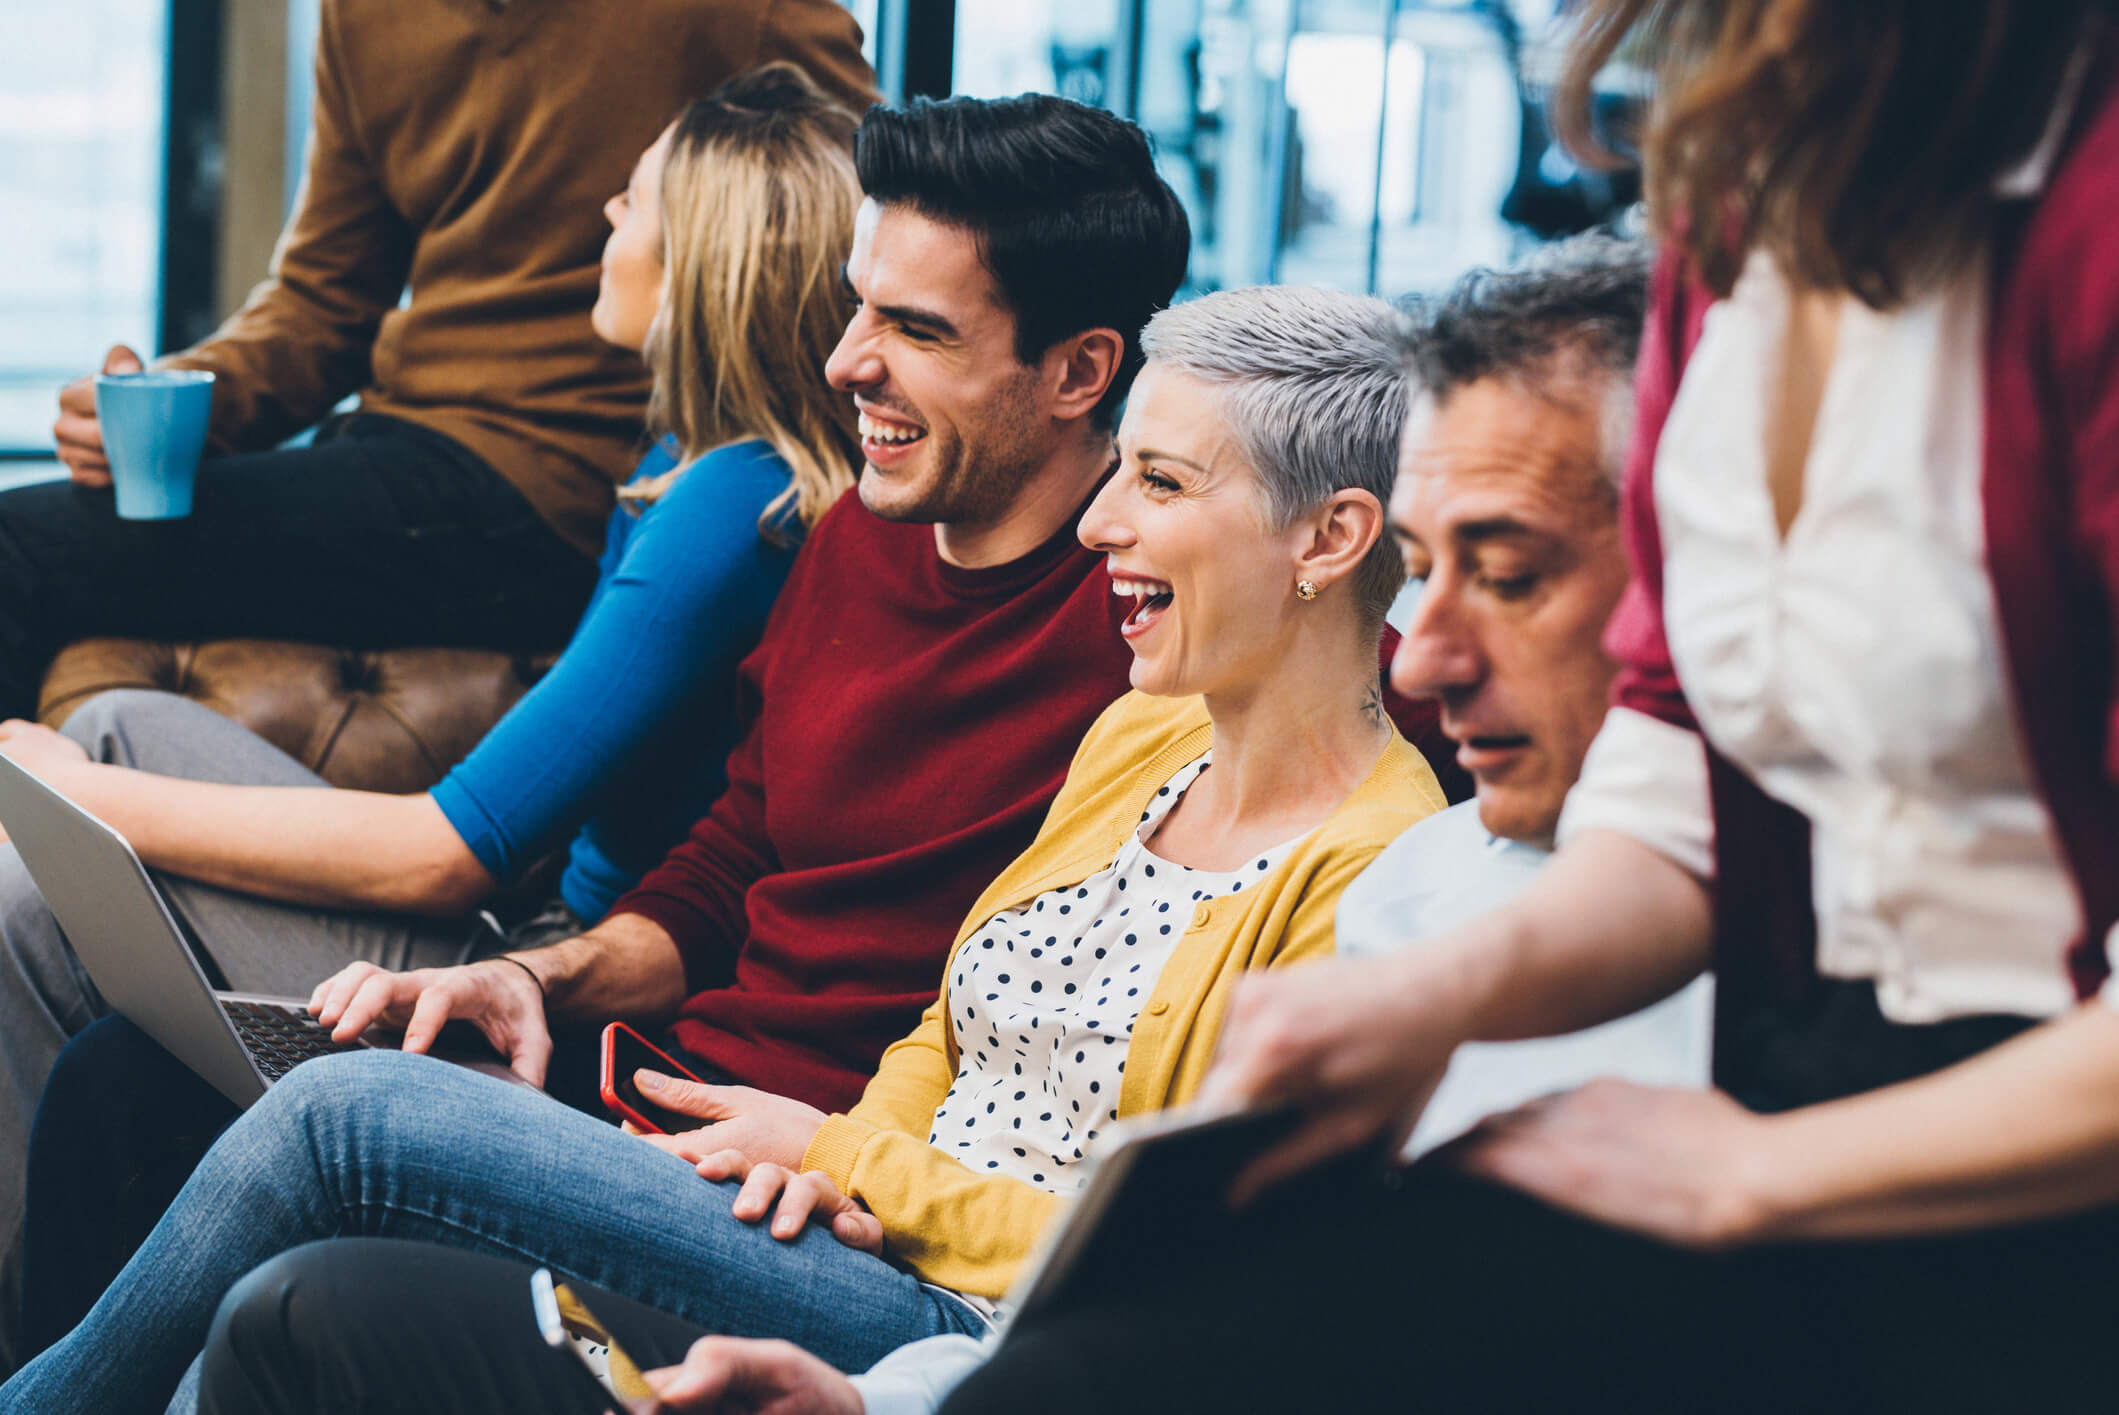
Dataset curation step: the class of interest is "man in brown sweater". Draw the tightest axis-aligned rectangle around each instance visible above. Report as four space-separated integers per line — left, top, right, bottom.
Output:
4 0 875 721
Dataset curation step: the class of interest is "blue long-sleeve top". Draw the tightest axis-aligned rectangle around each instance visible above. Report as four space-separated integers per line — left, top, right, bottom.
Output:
430 437 798 923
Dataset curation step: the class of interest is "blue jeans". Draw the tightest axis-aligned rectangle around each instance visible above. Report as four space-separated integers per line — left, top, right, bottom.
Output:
0 1050 988 1415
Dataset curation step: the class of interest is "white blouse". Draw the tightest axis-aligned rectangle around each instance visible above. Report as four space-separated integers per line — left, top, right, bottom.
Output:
1558 236 2109 1023
928 753 1300 1188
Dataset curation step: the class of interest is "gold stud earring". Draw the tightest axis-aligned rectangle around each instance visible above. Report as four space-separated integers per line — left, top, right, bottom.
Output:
1296 579 1319 601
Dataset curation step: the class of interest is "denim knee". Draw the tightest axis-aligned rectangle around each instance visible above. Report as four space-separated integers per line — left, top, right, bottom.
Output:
246 1048 408 1130
239 1049 453 1174
228 1051 399 1172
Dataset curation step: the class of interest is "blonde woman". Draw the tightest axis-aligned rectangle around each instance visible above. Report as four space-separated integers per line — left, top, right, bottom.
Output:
2 63 862 1361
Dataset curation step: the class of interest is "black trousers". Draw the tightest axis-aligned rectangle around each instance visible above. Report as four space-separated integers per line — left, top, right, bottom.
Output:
197 1239 705 1415
0 413 598 719
938 1164 2119 1415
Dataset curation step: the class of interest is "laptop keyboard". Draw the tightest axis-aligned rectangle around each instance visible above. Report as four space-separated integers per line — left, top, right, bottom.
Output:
223 999 362 1081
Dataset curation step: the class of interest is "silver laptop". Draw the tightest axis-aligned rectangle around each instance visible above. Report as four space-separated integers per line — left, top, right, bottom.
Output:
0 751 526 1108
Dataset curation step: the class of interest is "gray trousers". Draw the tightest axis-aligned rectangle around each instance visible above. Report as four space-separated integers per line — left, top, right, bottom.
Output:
0 690 496 1373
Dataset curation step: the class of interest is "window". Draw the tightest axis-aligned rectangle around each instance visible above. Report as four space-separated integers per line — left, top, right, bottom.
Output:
945 0 1535 298
0 0 165 454
953 0 1126 108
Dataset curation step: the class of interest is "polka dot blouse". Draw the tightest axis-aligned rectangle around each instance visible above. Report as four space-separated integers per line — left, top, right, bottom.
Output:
928 752 1300 1193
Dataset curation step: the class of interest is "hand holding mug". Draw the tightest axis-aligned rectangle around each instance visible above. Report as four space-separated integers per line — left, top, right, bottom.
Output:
53 345 145 486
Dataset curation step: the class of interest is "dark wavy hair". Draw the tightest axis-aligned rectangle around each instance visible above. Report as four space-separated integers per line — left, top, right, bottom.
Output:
854 93 1191 426
1556 1 2114 307
1405 234 1651 402
1400 233 1652 499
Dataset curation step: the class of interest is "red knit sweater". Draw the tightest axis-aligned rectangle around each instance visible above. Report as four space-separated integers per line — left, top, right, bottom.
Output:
608 493 1134 1111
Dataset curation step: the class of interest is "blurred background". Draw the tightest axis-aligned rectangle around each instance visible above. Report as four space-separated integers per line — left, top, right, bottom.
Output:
0 0 1645 465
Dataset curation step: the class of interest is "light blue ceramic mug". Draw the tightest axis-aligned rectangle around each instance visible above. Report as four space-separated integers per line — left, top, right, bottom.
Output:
93 370 216 520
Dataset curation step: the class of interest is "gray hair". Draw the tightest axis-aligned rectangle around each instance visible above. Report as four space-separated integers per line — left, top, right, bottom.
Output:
1138 284 1412 626
1401 232 1652 487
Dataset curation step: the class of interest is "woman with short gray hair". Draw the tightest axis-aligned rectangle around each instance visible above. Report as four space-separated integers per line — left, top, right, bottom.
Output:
1135 283 1415 633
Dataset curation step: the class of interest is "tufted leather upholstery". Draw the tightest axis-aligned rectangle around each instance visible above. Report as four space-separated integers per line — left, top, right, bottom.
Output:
38 639 557 796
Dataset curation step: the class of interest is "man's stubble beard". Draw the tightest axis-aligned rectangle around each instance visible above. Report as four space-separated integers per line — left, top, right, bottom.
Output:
862 380 1048 529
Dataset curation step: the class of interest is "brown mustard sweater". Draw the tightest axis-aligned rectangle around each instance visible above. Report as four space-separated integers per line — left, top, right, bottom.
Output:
163 0 876 556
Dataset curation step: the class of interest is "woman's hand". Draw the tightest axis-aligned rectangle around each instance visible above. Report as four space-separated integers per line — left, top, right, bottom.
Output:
633 1079 826 1171
1445 1079 1777 1250
642 1335 864 1415
699 1151 883 1254
1196 949 1462 1206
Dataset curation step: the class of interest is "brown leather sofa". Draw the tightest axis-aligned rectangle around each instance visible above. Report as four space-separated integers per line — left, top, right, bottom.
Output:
38 639 556 794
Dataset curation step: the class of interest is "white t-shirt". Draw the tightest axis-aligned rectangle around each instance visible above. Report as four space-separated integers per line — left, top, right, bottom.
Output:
1338 801 1712 1156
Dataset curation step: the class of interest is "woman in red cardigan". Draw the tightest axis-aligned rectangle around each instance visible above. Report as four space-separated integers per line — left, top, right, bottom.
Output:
940 3 2119 1413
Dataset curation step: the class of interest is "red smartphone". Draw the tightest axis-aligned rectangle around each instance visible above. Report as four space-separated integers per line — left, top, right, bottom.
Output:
599 1021 707 1135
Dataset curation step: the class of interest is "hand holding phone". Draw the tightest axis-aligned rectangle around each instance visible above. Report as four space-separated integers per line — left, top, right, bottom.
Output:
531 1268 866 1415
600 1024 832 1172
530 1267 657 1414
600 1022 709 1135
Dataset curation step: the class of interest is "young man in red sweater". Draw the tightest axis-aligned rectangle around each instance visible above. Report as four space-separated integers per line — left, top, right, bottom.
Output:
307 93 1195 1112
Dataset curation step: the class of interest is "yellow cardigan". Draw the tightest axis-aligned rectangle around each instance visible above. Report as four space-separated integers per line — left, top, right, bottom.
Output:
800 689 1447 1297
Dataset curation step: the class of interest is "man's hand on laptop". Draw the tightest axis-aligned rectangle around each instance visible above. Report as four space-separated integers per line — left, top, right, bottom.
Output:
308 957 553 1087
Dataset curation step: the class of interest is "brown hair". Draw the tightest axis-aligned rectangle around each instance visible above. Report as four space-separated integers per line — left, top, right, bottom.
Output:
624 63 863 538
1556 2 2109 307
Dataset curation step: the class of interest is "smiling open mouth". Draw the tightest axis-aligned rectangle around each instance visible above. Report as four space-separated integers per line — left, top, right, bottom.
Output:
858 411 927 450
1111 574 1174 634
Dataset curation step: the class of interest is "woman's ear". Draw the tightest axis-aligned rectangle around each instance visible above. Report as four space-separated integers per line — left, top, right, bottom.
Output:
1046 328 1126 424
1292 488 1384 591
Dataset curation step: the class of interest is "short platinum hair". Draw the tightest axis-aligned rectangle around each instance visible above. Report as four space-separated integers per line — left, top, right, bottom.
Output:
1138 285 1411 625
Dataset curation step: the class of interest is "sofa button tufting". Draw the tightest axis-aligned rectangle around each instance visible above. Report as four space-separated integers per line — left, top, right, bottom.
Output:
39 637 560 794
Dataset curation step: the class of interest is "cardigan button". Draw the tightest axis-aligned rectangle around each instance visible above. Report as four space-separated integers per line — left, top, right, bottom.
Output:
1147 1000 1170 1016
1190 903 1211 928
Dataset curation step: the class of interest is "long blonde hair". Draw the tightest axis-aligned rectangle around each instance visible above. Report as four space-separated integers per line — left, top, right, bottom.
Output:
623 63 862 539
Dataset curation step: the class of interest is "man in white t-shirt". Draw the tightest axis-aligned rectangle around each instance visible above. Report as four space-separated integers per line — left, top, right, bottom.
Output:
550 233 1710 1415
1338 232 1711 1157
